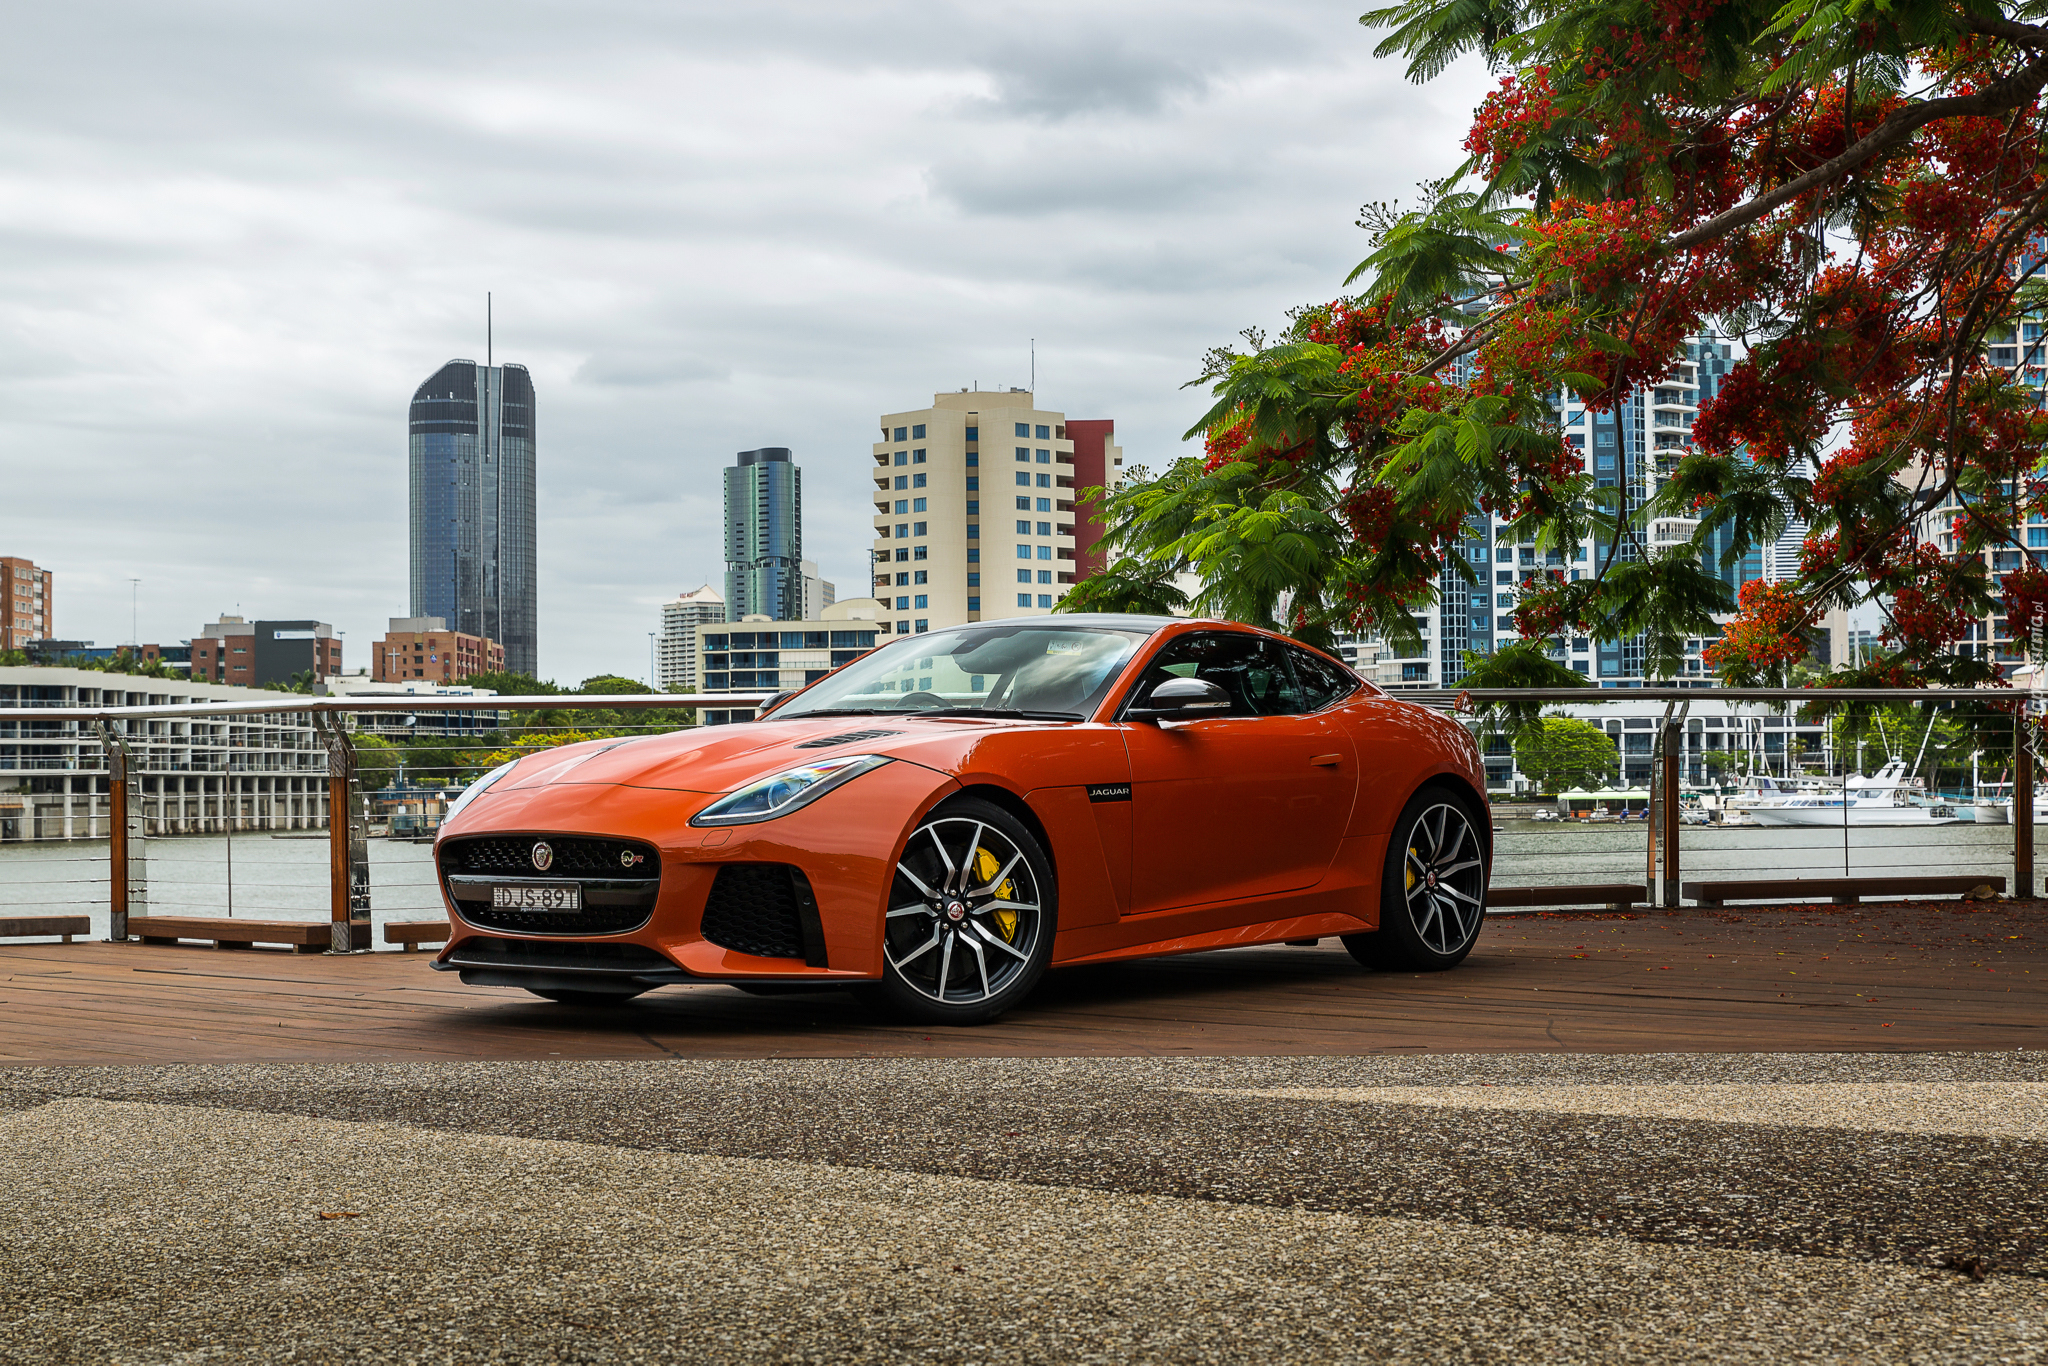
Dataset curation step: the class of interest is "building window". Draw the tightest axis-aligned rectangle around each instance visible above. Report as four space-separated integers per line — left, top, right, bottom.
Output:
1016 447 1030 461
1018 593 1032 606
1035 497 1051 512
1017 568 1032 582
966 451 978 467
1016 472 1031 486
965 476 978 491
1017 545 1032 559
966 548 980 562
895 451 907 466
894 475 908 489
1036 425 1050 439
914 450 927 463
968 596 980 611
915 619 928 632
965 427 978 441
895 548 910 561
895 572 909 586
893 427 907 441
966 501 979 514
913 570 927 584
1036 473 1051 488
1037 545 1052 561
894 499 909 514
1036 521 1051 536
897 596 910 610
913 521 927 535
912 472 926 488
1036 450 1050 463
966 526 978 540
1037 570 1052 584
1016 520 1031 534
914 545 928 560
1496 548 1513 563
967 573 979 587
1037 594 1052 608
912 424 926 438
914 595 928 609
896 523 909 538
913 498 926 512
1014 423 1029 437
898 620 910 633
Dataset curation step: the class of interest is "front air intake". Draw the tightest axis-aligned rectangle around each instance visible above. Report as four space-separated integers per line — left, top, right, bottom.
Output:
700 863 829 966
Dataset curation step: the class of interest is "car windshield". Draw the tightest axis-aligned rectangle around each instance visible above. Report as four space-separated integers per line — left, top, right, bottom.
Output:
771 623 1153 721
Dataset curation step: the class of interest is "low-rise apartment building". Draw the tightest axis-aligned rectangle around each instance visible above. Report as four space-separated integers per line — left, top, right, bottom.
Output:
696 598 885 724
1 558 53 652
370 617 503 684
0 667 331 841
190 616 344 687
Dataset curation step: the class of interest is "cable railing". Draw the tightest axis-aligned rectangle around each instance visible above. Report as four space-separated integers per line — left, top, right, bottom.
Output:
0 685 2034 948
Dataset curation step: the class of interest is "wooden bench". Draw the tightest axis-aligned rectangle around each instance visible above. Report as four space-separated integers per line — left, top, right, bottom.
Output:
384 920 451 952
1681 875 2007 908
129 915 331 953
0 916 91 943
1488 884 1648 913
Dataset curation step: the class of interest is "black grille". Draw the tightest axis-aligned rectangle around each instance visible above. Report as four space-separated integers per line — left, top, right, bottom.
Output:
442 835 658 878
458 901 652 936
701 863 828 965
794 729 900 749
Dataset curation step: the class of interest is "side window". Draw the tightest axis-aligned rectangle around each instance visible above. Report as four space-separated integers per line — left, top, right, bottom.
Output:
1285 646 1360 711
1127 633 1303 717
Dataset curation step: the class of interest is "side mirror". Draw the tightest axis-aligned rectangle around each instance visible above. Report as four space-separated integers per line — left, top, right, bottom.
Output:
751 691 795 720
1128 676 1233 721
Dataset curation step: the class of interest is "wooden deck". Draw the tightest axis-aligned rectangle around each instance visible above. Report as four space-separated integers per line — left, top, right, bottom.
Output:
0 901 2040 1064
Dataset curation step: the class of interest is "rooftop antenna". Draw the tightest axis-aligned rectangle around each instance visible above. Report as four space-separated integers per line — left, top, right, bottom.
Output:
487 291 492 371
128 578 140 646
1030 339 1035 392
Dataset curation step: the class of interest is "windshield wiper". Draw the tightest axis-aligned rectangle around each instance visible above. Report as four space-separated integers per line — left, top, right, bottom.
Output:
773 707 903 718
921 706 1083 721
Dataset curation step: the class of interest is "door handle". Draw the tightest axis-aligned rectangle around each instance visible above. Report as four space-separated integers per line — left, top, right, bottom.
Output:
1309 753 1342 767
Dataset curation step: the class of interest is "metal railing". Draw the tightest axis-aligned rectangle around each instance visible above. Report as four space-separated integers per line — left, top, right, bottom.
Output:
0 684 2035 949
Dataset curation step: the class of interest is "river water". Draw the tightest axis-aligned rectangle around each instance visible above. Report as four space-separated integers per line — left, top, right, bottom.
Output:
0 818 2024 944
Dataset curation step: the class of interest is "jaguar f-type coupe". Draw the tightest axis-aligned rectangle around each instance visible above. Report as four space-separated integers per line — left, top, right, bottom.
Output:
430 615 1490 1024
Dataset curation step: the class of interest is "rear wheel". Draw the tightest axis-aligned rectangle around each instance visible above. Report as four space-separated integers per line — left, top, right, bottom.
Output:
525 988 646 1006
1344 787 1487 971
859 797 1057 1025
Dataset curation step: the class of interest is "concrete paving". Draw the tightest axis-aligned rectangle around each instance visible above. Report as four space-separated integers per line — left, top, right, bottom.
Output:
1 1052 2043 1363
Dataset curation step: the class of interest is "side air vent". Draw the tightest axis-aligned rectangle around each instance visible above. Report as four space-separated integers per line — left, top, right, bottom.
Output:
700 863 829 965
794 729 900 749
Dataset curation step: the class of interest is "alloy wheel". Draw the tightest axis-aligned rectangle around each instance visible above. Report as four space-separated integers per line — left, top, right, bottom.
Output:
1401 801 1486 955
884 815 1043 1005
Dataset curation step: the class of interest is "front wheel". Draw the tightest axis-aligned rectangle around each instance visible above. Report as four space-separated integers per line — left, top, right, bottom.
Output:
1344 787 1488 971
859 797 1057 1025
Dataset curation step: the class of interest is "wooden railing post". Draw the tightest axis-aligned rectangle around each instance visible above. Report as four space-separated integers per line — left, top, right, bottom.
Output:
315 713 370 952
2017 715 2035 900
95 723 145 940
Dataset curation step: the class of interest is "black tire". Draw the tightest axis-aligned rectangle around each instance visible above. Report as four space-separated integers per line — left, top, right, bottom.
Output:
857 796 1058 1025
525 987 647 1005
1344 785 1488 971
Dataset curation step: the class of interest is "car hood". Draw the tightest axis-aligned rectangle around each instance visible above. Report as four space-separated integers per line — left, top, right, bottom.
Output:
484 716 1029 796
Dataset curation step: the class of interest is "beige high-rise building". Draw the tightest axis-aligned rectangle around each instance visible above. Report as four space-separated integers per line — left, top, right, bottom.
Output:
871 389 1093 637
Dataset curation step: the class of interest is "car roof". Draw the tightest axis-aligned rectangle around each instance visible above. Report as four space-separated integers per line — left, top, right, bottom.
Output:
971 613 1224 631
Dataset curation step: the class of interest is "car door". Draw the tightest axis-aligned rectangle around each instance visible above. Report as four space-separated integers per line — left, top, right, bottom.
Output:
1119 630 1358 915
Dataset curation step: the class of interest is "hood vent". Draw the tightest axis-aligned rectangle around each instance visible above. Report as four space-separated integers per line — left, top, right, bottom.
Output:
794 728 901 749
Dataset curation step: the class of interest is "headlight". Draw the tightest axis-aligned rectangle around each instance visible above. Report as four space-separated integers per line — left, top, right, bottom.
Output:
444 758 520 824
689 754 891 827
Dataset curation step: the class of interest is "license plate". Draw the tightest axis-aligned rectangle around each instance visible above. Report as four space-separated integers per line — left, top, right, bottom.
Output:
492 884 582 911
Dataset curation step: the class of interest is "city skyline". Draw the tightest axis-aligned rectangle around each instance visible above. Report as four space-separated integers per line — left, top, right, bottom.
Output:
0 3 1491 682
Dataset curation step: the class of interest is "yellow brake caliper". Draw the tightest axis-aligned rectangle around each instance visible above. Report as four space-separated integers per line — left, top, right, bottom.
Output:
1406 846 1419 892
975 846 1020 941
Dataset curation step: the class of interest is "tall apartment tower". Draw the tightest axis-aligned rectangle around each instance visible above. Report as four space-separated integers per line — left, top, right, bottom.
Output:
724 448 802 620
408 359 538 676
872 390 1106 636
2 557 52 652
655 583 727 691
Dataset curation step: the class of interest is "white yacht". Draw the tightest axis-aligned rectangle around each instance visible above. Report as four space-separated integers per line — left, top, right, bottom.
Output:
1749 760 1963 826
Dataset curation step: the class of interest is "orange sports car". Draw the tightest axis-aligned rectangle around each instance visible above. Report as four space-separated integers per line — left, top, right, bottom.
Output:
430 615 1491 1024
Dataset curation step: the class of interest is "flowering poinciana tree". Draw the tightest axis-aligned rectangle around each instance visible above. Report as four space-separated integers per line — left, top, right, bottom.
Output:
1091 0 2048 687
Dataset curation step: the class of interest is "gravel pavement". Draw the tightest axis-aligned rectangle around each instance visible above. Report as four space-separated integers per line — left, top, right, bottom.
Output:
1 1052 2043 1363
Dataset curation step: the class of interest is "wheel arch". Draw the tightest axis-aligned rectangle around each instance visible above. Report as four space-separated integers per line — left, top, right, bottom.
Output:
947 782 1060 884
1413 770 1493 866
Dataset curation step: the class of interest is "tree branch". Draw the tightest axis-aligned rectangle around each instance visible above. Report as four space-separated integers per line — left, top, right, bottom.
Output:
1665 53 2048 253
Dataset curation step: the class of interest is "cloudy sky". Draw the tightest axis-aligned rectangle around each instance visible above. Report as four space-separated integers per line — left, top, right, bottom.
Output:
0 1 1489 685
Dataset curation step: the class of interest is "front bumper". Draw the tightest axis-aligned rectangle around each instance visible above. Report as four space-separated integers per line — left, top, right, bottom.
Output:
428 760 958 988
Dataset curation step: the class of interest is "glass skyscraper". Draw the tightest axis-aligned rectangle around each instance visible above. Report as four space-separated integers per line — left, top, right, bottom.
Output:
724 447 802 620
408 359 537 676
